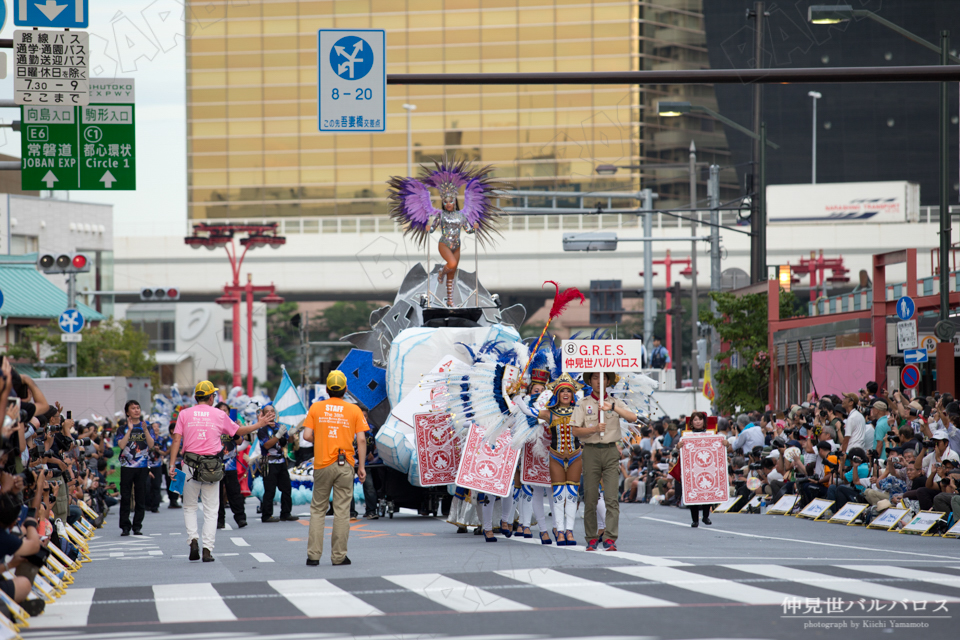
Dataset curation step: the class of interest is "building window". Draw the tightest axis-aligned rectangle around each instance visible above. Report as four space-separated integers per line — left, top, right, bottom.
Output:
127 309 175 352
10 235 38 255
224 320 232 342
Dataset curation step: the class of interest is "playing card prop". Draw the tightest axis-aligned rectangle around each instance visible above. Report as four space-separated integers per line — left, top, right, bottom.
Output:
456 422 520 497
680 433 728 505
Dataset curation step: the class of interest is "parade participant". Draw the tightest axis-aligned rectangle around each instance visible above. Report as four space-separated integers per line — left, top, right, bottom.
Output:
538 373 585 546
518 369 552 543
115 400 154 536
165 422 181 509
679 411 714 528
303 370 369 566
257 404 297 523
573 371 638 552
169 381 266 563
146 418 165 513
388 157 501 306
215 401 247 529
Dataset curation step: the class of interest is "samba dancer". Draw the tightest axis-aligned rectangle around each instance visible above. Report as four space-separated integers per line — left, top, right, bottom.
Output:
538 373 585 546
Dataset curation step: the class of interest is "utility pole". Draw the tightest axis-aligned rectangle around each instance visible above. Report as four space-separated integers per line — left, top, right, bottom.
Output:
748 1 766 283
299 311 309 388
689 141 699 387
66 273 77 377
939 31 950 325
641 188 658 353
708 164 721 362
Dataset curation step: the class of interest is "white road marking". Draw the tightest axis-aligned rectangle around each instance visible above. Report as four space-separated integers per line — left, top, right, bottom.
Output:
26 588 95 628
505 534 689 566
250 552 274 563
496 568 676 608
839 565 960 589
384 573 531 613
611 565 799 605
153 583 236 622
268 579 383 618
231 537 249 547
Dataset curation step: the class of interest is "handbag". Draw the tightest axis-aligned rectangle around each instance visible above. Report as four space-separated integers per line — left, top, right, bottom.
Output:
183 452 224 484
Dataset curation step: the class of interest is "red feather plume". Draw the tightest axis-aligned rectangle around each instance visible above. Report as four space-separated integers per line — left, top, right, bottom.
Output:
543 280 586 320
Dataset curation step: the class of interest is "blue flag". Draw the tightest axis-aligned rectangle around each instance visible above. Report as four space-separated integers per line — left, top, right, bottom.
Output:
273 366 308 429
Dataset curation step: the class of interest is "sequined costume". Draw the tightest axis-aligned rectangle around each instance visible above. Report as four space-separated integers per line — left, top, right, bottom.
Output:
430 208 475 251
546 405 581 465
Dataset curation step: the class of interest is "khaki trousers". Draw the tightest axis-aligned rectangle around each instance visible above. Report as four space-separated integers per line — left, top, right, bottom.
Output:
583 444 620 541
307 463 354 564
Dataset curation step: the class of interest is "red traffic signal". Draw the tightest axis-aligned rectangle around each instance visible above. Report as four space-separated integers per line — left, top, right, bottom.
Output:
37 253 91 274
140 287 181 302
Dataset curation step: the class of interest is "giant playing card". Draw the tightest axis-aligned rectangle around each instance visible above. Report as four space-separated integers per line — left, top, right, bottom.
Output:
680 433 729 505
456 423 520 497
414 412 458 486
520 432 551 487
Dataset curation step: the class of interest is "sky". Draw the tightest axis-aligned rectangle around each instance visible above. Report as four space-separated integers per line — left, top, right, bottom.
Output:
0 0 187 237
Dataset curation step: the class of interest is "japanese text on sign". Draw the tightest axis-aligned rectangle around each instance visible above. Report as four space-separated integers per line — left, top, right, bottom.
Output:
318 30 386 132
14 30 89 105
560 340 644 372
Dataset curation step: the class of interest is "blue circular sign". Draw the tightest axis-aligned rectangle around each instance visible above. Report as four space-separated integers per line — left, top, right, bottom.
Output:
58 308 84 334
329 35 373 81
901 364 920 389
0 288 4 311
896 296 915 321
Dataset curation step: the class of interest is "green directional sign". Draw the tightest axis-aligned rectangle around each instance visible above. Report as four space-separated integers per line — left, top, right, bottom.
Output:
79 103 135 190
20 105 80 190
20 79 136 191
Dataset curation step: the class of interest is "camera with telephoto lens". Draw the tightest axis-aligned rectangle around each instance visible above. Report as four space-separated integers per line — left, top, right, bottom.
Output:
45 468 62 478
748 462 762 470
78 438 92 447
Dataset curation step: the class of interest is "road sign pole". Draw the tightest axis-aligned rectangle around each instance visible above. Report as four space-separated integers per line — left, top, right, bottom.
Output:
66 272 76 377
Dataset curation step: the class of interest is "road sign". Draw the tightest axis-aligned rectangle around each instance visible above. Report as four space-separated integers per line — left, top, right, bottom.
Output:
0 288 5 310
921 336 938 354
318 29 385 132
79 79 136 190
13 29 89 105
897 320 918 351
20 104 79 190
58 308 83 333
0 2 5 32
59 332 81 343
20 81 136 191
901 364 920 389
903 349 928 364
895 296 915 321
15 0 87 28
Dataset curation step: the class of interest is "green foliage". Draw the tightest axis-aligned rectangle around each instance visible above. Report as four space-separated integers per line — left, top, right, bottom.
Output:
319 301 378 340
698 289 801 414
5 326 51 363
266 301 302 396
47 319 158 386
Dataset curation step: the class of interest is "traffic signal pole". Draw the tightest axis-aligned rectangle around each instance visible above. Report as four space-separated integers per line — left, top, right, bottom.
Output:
66 273 77 377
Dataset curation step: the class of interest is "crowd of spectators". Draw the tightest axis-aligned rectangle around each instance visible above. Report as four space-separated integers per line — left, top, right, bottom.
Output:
617 380 960 532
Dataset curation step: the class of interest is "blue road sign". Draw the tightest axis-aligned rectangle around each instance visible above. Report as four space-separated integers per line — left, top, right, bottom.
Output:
0 1 7 32
0 288 4 311
318 29 385 132
15 0 87 28
58 308 84 333
329 35 374 81
901 364 920 389
896 295 915 321
904 348 928 364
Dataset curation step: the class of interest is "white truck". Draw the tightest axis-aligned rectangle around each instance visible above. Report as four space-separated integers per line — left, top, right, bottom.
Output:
767 181 920 225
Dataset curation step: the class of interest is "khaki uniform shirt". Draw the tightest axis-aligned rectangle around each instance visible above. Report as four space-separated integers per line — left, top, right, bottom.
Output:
571 395 623 445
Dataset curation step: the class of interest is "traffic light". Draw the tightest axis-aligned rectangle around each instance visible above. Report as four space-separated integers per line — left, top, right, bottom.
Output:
37 253 91 274
589 280 623 325
140 287 180 302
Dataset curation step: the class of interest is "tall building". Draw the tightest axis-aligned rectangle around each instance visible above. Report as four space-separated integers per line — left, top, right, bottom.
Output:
186 1 735 221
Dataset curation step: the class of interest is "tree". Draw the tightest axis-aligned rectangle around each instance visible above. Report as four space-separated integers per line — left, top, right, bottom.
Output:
699 289 801 414
4 326 52 363
318 301 378 341
47 319 159 387
266 301 302 396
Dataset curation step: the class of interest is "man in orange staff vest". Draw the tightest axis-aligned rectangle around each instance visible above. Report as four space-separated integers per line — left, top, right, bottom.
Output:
304 370 369 566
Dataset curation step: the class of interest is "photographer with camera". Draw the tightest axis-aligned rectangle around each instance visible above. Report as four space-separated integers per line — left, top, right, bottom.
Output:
257 404 297 524
931 467 960 522
798 441 835 507
114 400 154 536
902 431 958 510
827 446 870 511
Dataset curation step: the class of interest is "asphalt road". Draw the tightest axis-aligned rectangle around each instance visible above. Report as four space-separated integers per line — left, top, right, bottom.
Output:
22 494 960 640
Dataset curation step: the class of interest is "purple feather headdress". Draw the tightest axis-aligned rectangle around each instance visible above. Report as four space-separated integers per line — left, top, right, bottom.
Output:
387 155 504 248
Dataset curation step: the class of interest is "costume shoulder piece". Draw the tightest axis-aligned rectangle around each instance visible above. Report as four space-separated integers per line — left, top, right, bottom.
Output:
387 155 504 249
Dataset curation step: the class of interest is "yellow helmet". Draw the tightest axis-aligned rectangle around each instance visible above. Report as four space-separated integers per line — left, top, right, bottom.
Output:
194 380 219 398
327 370 348 392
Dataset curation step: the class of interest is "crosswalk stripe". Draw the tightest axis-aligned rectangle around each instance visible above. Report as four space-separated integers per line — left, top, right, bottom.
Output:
267 579 383 618
724 564 960 603
152 583 236 623
250 553 274 563
838 565 960 590
495 568 676 608
231 538 249 547
609 566 799 605
383 573 532 613
27 588 95 628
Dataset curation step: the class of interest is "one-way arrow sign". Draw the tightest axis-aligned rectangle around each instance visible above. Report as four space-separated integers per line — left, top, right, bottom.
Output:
904 348 928 364
35 0 67 21
15 0 87 28
100 170 116 189
41 170 58 189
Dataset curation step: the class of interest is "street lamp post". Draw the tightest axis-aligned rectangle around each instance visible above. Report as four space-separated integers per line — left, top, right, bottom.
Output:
808 91 822 183
186 223 286 394
689 141 699 386
402 103 417 177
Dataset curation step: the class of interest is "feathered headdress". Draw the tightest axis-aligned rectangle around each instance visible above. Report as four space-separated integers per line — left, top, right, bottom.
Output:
513 281 585 392
387 156 504 249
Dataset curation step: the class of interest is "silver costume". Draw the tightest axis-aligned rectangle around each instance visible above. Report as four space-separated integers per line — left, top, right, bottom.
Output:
430 209 474 251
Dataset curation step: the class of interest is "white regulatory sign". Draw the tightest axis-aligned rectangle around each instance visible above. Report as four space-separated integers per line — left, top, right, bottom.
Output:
897 319 918 352
560 340 644 373
14 29 89 106
318 29 385 132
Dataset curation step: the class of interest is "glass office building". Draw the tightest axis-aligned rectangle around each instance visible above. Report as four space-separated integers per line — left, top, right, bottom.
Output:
186 0 730 220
